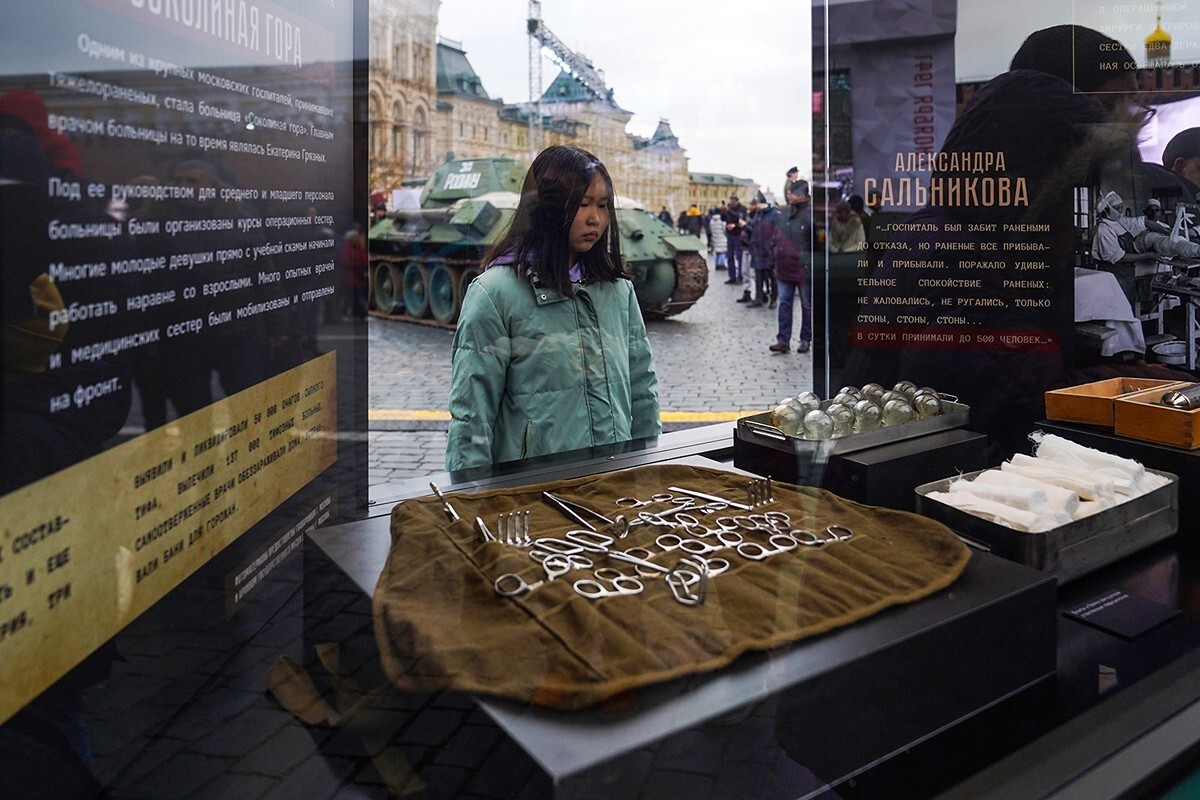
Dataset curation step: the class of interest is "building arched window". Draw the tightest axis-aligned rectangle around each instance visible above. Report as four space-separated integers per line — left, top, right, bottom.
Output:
413 106 430 172
391 100 405 162
369 91 385 156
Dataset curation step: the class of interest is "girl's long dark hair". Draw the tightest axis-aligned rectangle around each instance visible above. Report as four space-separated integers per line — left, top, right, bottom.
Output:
483 145 626 296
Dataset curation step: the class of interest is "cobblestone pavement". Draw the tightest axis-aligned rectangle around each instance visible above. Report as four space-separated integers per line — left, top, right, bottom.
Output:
367 258 814 489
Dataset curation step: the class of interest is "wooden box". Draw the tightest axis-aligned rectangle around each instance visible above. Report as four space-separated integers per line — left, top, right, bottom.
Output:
1045 378 1188 427
1114 386 1200 449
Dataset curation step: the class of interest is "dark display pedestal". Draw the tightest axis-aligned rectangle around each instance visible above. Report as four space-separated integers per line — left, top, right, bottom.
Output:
734 428 989 511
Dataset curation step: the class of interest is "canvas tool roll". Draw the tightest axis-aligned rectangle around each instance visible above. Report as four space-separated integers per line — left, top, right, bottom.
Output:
372 464 970 710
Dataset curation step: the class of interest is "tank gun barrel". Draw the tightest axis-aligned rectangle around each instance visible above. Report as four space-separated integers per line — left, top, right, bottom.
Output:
387 208 453 225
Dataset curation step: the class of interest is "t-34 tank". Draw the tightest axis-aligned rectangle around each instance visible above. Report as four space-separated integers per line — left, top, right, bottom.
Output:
368 156 708 325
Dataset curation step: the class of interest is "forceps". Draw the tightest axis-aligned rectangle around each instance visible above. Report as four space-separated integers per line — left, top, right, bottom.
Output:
563 529 616 551
542 491 613 531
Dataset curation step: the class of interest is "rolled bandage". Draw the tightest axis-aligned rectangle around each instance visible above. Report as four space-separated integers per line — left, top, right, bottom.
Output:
970 469 1081 516
947 477 1048 512
1003 454 1116 501
1030 432 1144 492
926 490 1070 532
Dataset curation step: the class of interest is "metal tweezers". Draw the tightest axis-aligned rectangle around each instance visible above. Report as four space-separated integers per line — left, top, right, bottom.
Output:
541 491 614 531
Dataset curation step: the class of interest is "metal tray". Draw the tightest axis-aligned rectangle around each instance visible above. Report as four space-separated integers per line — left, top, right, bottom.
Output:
736 399 970 459
914 468 1179 584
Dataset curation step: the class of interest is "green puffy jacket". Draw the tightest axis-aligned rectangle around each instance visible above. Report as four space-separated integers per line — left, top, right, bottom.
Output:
446 266 660 471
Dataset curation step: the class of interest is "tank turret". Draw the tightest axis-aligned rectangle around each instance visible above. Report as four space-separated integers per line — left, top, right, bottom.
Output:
368 156 707 325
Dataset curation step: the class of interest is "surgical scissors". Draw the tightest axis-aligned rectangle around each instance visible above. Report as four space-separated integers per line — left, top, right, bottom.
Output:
494 572 543 597
667 486 752 512
541 553 592 579
736 533 801 561
703 557 731 577
561 530 709 604
656 533 728 556
494 552 589 597
573 574 644 599
613 493 688 509
791 525 855 545
665 555 708 605
825 525 855 542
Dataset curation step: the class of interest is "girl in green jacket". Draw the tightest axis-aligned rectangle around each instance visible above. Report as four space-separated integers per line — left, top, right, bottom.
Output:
445 145 661 471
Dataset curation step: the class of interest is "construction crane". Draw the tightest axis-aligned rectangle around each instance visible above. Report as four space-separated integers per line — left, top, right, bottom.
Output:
526 0 610 154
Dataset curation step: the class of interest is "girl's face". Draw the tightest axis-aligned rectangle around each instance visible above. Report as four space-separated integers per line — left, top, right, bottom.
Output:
568 173 610 254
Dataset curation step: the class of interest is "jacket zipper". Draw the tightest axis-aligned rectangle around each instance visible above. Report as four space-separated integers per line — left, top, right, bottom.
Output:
521 419 533 460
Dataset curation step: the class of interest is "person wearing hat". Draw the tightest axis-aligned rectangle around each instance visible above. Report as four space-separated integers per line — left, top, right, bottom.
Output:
1092 189 1200 307
1142 198 1172 234
784 166 800 197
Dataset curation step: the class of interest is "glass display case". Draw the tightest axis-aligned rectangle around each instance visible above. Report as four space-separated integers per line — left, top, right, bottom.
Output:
6 0 1200 798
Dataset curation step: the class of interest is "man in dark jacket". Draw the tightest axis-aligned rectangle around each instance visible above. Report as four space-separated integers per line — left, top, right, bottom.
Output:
747 195 779 308
769 182 813 353
722 195 748 286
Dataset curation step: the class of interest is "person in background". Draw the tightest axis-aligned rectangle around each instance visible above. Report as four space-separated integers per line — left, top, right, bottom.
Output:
827 199 866 253
769 181 814 354
723 194 749 287
746 195 779 309
784 166 800 197
1143 198 1171 233
340 222 369 320
1092 189 1200 308
683 203 705 237
658 205 673 226
707 205 727 270
445 145 660 471
847 194 874 242
1162 128 1200 201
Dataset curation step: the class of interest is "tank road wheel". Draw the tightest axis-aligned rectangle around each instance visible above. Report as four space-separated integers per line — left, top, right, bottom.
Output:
663 251 709 317
460 266 481 295
428 262 463 325
373 261 404 314
634 259 678 320
403 263 431 318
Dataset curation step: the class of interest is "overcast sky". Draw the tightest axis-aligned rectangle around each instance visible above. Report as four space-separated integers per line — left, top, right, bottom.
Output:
437 0 809 195
438 0 1200 191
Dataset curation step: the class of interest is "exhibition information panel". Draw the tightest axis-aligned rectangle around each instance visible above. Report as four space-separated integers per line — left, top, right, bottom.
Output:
0 0 354 723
